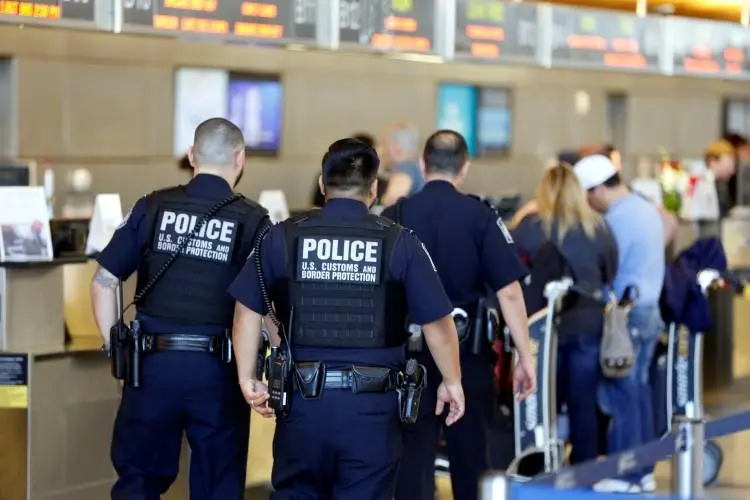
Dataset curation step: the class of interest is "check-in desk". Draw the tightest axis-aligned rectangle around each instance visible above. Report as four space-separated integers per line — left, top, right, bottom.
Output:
0 257 275 499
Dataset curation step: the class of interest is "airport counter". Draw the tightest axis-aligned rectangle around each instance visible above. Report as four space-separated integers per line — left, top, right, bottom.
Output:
0 258 275 499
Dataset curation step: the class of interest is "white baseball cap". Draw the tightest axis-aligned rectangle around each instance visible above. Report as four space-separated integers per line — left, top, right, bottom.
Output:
573 154 618 190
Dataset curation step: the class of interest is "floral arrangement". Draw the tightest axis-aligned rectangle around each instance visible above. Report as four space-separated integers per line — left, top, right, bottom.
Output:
658 152 692 216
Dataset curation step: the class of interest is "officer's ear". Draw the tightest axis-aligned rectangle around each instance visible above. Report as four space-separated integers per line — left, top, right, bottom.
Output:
370 178 379 200
235 149 246 171
317 175 325 197
187 146 196 168
456 160 471 184
418 157 427 177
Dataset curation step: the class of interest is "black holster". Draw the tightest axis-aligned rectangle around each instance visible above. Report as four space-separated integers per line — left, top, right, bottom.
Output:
469 299 500 356
397 359 427 424
109 321 130 380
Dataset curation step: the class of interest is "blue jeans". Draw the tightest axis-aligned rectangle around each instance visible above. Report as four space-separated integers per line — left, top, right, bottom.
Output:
557 333 601 464
597 304 662 481
628 304 663 476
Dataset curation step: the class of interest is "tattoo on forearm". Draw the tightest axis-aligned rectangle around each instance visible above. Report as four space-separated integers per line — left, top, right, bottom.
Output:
94 267 119 289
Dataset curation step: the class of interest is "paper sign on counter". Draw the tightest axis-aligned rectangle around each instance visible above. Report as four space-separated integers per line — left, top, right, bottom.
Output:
86 194 123 255
0 186 53 263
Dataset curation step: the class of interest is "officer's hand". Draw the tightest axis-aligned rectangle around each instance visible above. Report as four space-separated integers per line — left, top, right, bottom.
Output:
514 356 536 401
435 380 465 426
240 378 274 418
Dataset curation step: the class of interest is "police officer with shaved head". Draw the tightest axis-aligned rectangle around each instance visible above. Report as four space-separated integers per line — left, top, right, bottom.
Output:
91 117 270 499
383 130 536 500
229 137 465 499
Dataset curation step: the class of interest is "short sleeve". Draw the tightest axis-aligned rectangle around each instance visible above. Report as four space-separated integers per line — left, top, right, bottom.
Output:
228 224 284 315
481 210 528 292
391 230 453 325
95 196 149 280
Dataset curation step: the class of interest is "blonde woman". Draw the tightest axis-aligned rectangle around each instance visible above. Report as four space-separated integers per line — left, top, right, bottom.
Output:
511 164 618 467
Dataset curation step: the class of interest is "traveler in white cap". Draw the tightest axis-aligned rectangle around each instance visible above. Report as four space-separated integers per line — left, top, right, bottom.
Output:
573 154 666 494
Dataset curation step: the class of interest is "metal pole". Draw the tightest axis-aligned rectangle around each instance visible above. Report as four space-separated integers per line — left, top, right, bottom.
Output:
670 415 705 499
479 473 510 500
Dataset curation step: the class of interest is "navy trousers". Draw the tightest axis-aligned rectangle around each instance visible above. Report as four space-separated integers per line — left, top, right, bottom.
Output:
395 352 493 500
110 351 250 500
271 390 402 500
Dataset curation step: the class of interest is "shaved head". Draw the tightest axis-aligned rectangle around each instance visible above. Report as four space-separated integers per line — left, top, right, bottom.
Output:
423 129 469 176
192 118 245 168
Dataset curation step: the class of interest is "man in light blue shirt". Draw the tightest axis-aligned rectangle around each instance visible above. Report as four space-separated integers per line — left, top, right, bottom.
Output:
574 155 665 494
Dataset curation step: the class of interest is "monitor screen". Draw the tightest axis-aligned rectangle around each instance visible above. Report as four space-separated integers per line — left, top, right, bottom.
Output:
0 162 35 187
173 68 229 158
227 74 283 155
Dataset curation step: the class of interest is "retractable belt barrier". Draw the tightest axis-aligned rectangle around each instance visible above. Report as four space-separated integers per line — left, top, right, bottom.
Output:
480 409 750 500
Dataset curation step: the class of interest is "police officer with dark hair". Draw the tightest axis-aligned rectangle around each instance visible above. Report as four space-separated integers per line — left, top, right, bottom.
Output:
384 130 536 500
229 137 465 499
90 117 270 499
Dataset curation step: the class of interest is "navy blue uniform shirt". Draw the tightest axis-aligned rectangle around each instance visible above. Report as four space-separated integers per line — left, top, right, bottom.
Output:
228 198 453 369
382 180 527 305
97 173 270 335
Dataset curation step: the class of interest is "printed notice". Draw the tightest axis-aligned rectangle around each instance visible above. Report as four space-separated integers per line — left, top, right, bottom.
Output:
296 236 383 285
0 354 29 409
153 210 238 264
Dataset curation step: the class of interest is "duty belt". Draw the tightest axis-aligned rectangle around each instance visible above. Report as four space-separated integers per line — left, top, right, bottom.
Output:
292 362 399 396
145 334 227 354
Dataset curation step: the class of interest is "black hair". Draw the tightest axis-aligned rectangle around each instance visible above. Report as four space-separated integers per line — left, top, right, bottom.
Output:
723 132 748 148
351 133 376 149
322 138 380 196
422 129 469 175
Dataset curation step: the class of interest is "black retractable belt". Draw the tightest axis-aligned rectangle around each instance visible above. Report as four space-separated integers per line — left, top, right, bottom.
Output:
107 194 242 388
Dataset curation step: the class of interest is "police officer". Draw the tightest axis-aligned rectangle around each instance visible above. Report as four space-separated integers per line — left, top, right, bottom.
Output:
383 130 537 500
228 138 465 500
90 118 269 499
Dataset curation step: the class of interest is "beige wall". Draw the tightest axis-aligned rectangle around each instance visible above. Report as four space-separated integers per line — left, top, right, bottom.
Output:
0 25 744 212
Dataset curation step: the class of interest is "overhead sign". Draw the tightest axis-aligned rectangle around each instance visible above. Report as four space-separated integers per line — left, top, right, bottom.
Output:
339 0 435 53
671 18 750 77
550 6 661 72
121 0 317 42
454 0 538 63
0 0 95 23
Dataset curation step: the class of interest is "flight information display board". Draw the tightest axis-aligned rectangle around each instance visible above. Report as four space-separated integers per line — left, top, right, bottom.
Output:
671 18 750 78
454 0 538 62
0 0 94 23
121 0 317 42
550 7 661 72
339 0 435 53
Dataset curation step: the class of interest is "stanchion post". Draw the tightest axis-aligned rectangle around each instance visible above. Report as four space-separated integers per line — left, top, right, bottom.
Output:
480 472 511 500
671 415 705 499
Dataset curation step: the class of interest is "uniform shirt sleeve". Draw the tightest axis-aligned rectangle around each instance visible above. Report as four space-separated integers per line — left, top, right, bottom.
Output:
228 224 284 315
95 196 149 280
480 209 529 292
391 230 453 325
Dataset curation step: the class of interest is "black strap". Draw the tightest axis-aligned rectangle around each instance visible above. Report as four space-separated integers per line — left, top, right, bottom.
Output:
127 194 242 310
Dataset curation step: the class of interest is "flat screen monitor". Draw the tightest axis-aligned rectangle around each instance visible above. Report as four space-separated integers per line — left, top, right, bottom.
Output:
227 74 283 156
0 161 36 187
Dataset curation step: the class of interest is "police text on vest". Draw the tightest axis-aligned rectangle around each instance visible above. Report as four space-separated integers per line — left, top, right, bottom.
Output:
296 237 383 285
153 210 238 264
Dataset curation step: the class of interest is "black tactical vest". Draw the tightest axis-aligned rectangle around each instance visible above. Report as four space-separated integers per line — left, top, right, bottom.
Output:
271 210 408 349
136 186 267 327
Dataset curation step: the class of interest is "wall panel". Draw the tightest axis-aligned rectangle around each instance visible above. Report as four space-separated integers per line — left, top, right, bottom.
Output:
3 25 748 210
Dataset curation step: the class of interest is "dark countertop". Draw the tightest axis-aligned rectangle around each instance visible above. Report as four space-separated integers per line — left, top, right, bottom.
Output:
0 255 91 268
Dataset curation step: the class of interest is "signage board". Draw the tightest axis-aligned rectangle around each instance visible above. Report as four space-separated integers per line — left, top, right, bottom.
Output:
339 0 436 53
